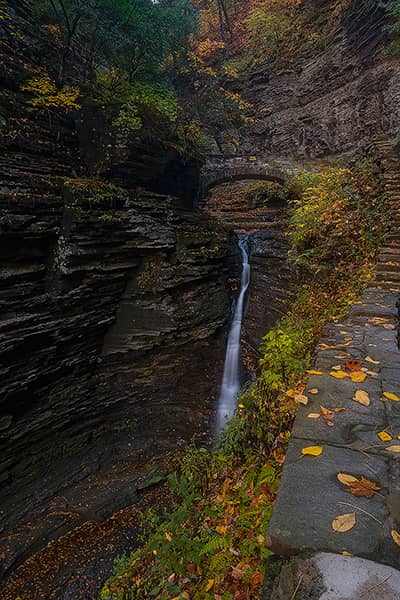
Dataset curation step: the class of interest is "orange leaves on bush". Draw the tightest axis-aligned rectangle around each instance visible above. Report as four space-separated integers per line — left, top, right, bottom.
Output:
196 38 225 63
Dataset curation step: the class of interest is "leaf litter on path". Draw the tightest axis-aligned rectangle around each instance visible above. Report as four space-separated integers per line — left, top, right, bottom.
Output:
337 473 381 498
353 390 370 407
332 512 356 533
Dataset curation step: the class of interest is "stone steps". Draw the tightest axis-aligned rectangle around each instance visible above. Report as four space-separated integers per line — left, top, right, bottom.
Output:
267 141 400 573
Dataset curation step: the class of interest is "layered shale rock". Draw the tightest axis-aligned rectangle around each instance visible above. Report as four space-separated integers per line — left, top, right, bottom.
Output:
222 0 400 159
0 0 235 579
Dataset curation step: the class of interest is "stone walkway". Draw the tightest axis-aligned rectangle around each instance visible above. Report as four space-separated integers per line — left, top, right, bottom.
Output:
267 142 400 582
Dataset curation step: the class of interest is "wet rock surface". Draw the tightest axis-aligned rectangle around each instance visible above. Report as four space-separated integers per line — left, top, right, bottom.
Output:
267 553 400 600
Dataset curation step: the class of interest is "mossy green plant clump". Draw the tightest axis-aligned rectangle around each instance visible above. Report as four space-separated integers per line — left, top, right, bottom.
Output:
178 223 227 261
137 257 163 291
244 180 289 207
63 178 128 209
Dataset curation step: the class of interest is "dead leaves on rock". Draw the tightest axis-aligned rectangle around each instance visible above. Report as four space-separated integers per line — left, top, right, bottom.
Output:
386 445 400 453
332 512 356 533
337 473 380 498
365 356 380 365
391 530 400 547
382 391 400 402
349 371 367 383
330 370 348 379
320 406 334 420
346 478 381 499
352 390 370 407
301 446 323 457
344 359 362 372
306 405 345 425
378 431 392 442
337 473 358 486
294 393 308 406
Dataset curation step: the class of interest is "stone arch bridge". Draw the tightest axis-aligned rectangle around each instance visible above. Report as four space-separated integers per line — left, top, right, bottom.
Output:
200 156 300 197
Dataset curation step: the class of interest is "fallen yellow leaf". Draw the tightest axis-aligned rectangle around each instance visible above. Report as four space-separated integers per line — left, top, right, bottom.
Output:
391 530 400 547
378 431 392 442
320 406 335 420
386 445 400 453
383 392 400 402
353 390 370 406
165 531 173 542
205 579 215 592
238 403 245 409
349 371 367 383
333 407 347 412
337 473 358 486
332 512 356 533
294 393 309 405
330 371 348 379
307 413 321 419
342 551 353 556
286 389 295 398
302 446 323 456
365 356 380 365
308 388 319 395
306 370 323 375
366 370 379 377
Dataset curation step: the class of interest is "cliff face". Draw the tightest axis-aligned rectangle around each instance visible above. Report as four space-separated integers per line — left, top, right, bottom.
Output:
0 1 235 578
225 0 400 159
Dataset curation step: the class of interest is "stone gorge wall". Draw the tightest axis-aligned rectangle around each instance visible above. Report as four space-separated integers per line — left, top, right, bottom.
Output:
0 1 235 576
204 183 294 357
225 0 400 160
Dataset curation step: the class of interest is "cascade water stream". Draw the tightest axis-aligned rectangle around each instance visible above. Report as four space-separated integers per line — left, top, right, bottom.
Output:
215 236 250 433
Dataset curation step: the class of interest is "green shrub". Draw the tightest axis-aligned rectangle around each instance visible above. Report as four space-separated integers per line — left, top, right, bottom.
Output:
244 181 289 207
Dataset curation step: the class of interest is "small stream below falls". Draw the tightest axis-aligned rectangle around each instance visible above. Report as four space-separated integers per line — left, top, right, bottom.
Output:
215 236 251 433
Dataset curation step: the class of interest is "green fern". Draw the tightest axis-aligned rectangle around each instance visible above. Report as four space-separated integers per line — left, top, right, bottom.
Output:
200 535 230 557
209 551 234 574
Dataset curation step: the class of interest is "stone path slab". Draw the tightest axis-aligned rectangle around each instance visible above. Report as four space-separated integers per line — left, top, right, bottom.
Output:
267 141 400 571
269 552 400 599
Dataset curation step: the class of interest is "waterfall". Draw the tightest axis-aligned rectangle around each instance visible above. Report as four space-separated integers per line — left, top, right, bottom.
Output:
215 236 250 433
